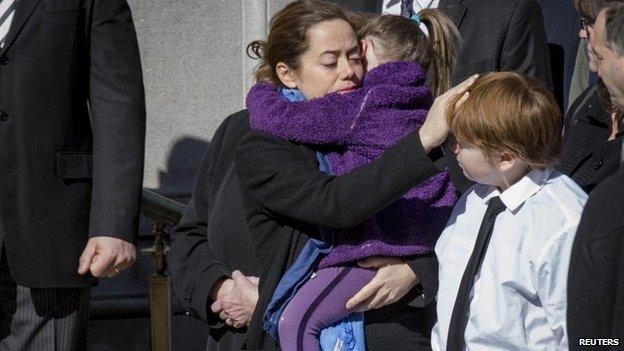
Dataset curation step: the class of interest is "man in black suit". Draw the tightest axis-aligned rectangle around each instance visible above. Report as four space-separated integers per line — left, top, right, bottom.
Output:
0 0 145 348
567 4 624 348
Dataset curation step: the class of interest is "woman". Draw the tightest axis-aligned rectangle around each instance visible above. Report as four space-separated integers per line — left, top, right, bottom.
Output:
234 1 473 349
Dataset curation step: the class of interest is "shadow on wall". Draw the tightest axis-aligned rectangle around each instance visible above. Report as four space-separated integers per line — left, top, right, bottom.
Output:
156 137 211 201
88 137 211 351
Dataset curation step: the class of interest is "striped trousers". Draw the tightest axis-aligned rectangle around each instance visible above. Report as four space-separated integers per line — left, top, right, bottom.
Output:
0 248 89 351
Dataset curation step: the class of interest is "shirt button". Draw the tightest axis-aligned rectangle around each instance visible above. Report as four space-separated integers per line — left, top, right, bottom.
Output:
0 56 8 65
0 111 8 121
592 158 604 170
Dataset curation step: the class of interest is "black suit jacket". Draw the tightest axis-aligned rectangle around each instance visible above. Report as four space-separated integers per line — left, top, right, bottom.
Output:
235 129 441 350
568 166 624 348
439 0 552 86
0 0 145 287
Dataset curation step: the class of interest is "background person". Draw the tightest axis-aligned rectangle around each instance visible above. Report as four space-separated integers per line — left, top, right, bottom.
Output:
0 0 145 349
558 0 624 194
567 4 624 347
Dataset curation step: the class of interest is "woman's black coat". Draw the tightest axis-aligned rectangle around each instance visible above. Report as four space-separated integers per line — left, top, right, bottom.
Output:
168 111 257 351
235 126 444 350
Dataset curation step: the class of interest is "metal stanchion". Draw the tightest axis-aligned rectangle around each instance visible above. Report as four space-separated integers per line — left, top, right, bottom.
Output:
143 221 171 351
140 189 185 351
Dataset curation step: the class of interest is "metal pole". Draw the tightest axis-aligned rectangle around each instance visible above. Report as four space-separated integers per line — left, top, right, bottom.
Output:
143 221 172 351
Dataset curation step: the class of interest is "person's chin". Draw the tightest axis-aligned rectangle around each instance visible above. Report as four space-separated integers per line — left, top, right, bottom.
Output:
462 170 476 182
459 165 480 183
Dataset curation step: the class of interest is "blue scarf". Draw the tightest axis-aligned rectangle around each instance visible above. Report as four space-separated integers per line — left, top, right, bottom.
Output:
262 88 365 351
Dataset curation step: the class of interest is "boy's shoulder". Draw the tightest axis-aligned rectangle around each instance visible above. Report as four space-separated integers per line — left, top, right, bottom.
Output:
532 170 588 221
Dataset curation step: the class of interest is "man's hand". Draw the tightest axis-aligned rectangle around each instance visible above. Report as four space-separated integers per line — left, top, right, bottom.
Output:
211 270 259 329
419 74 477 152
77 236 136 278
345 257 419 312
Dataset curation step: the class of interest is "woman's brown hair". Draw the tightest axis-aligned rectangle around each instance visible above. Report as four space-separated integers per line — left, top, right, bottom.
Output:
357 10 460 97
445 72 562 169
246 0 352 86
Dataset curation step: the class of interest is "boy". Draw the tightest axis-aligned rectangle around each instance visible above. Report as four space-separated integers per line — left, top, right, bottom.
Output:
431 72 588 350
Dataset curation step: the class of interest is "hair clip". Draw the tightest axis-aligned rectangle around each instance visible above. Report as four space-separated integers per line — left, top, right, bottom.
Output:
410 14 421 25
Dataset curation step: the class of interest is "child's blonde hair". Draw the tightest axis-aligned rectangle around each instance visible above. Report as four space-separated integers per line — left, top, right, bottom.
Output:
357 10 460 97
446 72 562 170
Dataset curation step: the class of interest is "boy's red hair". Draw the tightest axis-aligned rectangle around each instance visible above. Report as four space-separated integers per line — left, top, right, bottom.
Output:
445 72 562 169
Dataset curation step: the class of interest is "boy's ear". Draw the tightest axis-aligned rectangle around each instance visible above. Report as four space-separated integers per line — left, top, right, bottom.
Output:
276 62 297 89
498 152 517 171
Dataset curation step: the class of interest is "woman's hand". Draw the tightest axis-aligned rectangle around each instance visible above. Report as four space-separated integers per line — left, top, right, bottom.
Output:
211 270 259 328
419 74 478 152
345 257 419 312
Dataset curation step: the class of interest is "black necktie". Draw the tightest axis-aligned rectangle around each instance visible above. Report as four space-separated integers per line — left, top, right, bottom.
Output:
446 196 506 351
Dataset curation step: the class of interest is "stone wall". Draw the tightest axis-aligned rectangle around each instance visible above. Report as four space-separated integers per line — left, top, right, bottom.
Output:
128 0 293 196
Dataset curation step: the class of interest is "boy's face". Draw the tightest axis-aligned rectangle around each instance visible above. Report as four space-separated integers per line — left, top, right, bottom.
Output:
453 140 501 186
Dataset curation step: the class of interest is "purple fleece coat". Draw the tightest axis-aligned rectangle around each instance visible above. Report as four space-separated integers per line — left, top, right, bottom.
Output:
246 61 457 268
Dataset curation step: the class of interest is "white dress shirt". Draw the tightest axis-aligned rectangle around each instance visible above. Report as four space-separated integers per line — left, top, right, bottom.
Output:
0 0 17 49
432 168 587 351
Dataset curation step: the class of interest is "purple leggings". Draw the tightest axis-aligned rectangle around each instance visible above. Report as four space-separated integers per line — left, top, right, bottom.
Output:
278 266 376 351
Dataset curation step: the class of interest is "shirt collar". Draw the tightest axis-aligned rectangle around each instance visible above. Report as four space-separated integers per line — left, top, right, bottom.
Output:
475 168 553 213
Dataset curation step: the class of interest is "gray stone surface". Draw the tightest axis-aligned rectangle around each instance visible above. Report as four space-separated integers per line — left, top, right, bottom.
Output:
128 0 293 195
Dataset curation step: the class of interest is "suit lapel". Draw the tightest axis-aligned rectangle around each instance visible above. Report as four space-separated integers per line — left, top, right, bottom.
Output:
1 0 42 56
439 0 467 29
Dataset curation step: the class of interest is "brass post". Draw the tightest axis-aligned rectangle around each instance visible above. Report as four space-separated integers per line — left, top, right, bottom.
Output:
143 220 171 351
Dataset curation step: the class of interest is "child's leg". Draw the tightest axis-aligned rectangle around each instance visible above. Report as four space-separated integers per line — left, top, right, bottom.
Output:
278 266 375 351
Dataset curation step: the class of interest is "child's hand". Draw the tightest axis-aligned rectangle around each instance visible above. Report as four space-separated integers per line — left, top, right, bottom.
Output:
419 74 477 152
345 257 419 312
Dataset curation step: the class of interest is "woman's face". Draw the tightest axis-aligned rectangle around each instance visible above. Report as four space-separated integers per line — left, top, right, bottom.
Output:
279 19 364 100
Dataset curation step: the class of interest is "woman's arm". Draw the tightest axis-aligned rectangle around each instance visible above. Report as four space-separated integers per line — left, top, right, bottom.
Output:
235 129 439 228
236 76 476 228
247 82 368 145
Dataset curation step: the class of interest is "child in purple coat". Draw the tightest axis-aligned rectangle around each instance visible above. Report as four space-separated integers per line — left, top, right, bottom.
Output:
246 11 460 350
